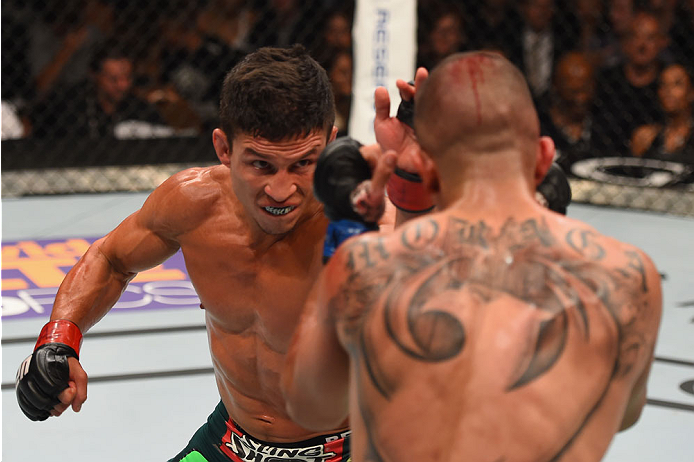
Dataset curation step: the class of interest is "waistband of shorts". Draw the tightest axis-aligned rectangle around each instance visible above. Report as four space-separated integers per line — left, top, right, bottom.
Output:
214 401 351 448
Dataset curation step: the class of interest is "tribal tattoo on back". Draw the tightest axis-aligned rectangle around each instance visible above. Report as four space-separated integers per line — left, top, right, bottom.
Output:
332 216 652 462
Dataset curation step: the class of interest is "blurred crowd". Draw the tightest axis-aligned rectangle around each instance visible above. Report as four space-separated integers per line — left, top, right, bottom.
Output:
2 0 693 173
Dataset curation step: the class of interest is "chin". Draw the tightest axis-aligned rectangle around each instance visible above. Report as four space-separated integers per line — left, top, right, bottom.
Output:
260 223 296 235
257 215 300 235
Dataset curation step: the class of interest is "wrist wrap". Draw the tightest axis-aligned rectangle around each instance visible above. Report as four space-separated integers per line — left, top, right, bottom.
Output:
391 84 434 213
16 320 83 421
35 320 83 358
387 168 435 213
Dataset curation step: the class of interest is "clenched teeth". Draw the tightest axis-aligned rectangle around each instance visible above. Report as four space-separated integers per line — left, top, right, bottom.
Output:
264 206 295 216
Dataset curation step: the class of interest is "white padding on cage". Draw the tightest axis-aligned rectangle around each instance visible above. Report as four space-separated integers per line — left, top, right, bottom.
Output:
349 0 417 144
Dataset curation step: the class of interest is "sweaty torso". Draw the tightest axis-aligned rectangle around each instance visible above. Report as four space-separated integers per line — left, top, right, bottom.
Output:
334 208 658 462
172 166 337 441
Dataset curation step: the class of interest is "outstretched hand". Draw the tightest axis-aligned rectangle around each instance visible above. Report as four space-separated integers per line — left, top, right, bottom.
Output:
373 67 428 175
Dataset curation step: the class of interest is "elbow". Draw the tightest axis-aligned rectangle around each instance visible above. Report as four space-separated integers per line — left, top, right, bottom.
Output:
618 391 647 432
618 404 645 432
282 374 348 432
285 396 348 432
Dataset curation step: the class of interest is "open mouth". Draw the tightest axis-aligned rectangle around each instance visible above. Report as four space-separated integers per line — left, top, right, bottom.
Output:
263 206 296 216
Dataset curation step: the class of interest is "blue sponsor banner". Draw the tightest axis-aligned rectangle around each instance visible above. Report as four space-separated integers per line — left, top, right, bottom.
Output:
1 237 199 320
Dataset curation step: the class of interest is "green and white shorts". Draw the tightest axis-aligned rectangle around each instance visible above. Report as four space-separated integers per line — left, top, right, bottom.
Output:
169 401 351 462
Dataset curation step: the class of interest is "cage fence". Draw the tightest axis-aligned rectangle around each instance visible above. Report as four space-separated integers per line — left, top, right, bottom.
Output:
1 0 693 216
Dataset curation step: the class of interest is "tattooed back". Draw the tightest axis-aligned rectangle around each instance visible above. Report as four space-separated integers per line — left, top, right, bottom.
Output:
329 209 661 462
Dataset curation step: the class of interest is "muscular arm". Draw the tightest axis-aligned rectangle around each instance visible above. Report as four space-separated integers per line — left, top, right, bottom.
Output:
617 249 663 431
282 247 351 431
17 168 217 419
50 171 199 332
50 215 179 331
619 359 653 430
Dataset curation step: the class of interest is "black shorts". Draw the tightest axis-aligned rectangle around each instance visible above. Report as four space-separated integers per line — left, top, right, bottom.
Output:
169 401 351 462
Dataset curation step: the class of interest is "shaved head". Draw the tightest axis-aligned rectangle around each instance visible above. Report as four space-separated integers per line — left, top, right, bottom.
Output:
414 52 539 171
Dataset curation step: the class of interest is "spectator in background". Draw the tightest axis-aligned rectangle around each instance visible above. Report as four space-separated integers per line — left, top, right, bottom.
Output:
30 44 169 139
466 0 521 56
644 0 679 35
28 0 114 97
247 0 319 50
571 0 610 66
154 9 245 133
2 6 33 112
631 63 694 166
323 10 353 51
671 0 694 71
312 9 353 65
602 0 634 67
196 0 257 52
417 5 469 71
593 10 668 155
642 0 679 63
327 50 353 136
539 51 598 173
507 0 578 112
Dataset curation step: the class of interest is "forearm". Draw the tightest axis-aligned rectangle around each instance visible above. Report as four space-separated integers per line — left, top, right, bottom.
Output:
619 358 653 431
50 242 137 332
283 325 350 431
282 268 350 431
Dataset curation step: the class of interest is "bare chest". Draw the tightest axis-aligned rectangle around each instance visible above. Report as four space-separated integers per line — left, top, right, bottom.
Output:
179 228 325 349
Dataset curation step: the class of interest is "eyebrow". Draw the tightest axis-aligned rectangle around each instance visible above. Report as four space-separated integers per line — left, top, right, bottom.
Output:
300 148 320 159
242 148 320 160
242 148 271 159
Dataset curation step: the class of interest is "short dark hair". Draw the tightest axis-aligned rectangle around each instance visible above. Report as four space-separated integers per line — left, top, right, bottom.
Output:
219 45 335 141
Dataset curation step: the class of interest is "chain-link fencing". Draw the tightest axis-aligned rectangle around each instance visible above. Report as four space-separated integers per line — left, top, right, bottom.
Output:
2 0 693 215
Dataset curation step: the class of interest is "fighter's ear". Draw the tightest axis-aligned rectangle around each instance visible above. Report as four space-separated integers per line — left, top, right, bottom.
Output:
417 149 440 198
213 129 231 167
535 136 556 187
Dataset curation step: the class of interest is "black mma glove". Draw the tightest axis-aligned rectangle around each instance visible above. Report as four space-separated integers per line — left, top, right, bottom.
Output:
314 137 379 262
537 163 572 215
396 86 415 129
387 88 435 213
16 320 83 421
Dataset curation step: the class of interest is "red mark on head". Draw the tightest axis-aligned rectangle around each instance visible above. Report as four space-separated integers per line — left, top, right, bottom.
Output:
450 55 490 125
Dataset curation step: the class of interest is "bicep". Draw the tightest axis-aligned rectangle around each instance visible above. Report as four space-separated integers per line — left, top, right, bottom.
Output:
98 209 180 274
